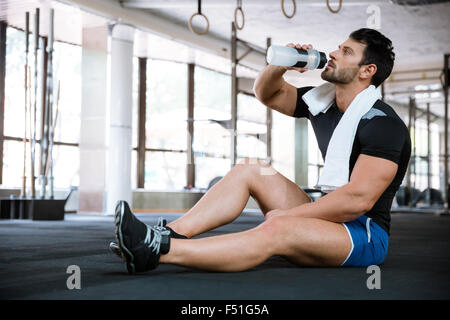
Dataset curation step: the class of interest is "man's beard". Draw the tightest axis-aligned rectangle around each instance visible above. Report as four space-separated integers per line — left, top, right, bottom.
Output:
321 65 359 84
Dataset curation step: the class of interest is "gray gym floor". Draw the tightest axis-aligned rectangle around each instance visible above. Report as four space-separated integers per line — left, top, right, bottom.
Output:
0 212 449 300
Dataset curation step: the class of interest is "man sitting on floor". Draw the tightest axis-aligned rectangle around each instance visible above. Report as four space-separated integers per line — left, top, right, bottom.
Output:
112 28 411 274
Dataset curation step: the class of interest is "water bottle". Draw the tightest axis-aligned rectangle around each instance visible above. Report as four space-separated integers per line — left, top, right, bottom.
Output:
266 45 327 70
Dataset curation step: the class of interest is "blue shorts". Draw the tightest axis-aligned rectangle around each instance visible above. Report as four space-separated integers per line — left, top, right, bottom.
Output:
341 215 389 267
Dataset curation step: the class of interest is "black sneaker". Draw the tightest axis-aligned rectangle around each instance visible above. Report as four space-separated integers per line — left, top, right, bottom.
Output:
109 216 187 259
109 241 123 259
114 200 171 274
153 217 189 242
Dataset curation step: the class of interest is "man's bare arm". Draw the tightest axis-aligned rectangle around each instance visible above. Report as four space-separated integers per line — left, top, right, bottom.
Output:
253 65 288 102
253 66 298 117
275 154 398 222
253 43 312 117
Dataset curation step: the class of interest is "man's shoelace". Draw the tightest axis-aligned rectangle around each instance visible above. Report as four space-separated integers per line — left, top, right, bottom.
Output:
154 216 166 231
144 223 170 254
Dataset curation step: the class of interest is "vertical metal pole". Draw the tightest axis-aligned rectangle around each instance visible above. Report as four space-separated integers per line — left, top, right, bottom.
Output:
427 102 431 206
231 23 238 167
444 54 449 212
30 8 39 198
137 57 146 189
46 9 54 199
0 22 6 185
381 82 385 102
22 13 30 198
39 36 48 198
187 63 195 188
266 37 272 165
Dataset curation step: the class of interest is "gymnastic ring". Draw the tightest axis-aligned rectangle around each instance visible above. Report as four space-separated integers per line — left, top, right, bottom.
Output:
326 0 343 14
281 0 296 19
188 13 210 35
234 7 245 30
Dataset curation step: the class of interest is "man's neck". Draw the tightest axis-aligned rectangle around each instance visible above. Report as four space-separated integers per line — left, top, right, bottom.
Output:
335 82 370 113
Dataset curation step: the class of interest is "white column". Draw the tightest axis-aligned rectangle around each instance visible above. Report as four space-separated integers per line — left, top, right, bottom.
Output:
79 25 108 214
106 23 134 215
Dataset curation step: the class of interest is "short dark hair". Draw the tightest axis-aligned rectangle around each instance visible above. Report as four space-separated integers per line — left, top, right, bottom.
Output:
349 28 395 87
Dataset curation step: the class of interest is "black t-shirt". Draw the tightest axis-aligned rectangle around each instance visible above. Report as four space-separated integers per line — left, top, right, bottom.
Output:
294 86 411 235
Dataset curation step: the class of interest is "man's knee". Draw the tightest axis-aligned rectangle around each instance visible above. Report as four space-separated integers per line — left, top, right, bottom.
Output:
259 215 288 237
258 216 296 254
235 157 277 177
233 158 260 180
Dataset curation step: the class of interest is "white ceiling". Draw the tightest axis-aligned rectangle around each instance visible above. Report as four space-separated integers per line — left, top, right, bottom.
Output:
116 0 450 70
3 0 449 69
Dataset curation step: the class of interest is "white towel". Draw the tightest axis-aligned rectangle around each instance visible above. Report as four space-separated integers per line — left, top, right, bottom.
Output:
302 83 382 193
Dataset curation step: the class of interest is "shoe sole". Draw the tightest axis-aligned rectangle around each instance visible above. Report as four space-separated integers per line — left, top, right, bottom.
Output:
114 202 136 274
109 242 124 260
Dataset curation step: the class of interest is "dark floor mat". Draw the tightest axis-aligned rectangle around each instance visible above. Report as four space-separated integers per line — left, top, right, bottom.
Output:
1 212 449 300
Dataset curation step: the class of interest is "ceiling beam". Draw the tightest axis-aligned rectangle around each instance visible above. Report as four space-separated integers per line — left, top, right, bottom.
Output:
59 0 267 70
119 0 388 9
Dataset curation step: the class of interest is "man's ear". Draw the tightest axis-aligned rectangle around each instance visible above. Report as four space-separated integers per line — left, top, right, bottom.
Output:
359 64 377 81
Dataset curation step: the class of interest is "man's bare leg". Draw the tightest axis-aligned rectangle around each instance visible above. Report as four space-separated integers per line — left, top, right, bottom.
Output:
167 158 312 239
160 216 352 272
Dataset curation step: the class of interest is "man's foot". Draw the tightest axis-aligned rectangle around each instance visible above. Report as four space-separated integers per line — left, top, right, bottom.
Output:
109 216 187 259
114 201 171 274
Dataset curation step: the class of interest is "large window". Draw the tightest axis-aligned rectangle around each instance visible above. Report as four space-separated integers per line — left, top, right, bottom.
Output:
193 66 231 189
145 151 186 190
132 59 272 190
2 27 26 187
2 27 302 193
237 93 267 160
2 140 24 188
53 41 81 144
410 120 440 191
2 26 80 189
145 59 187 190
4 27 26 139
